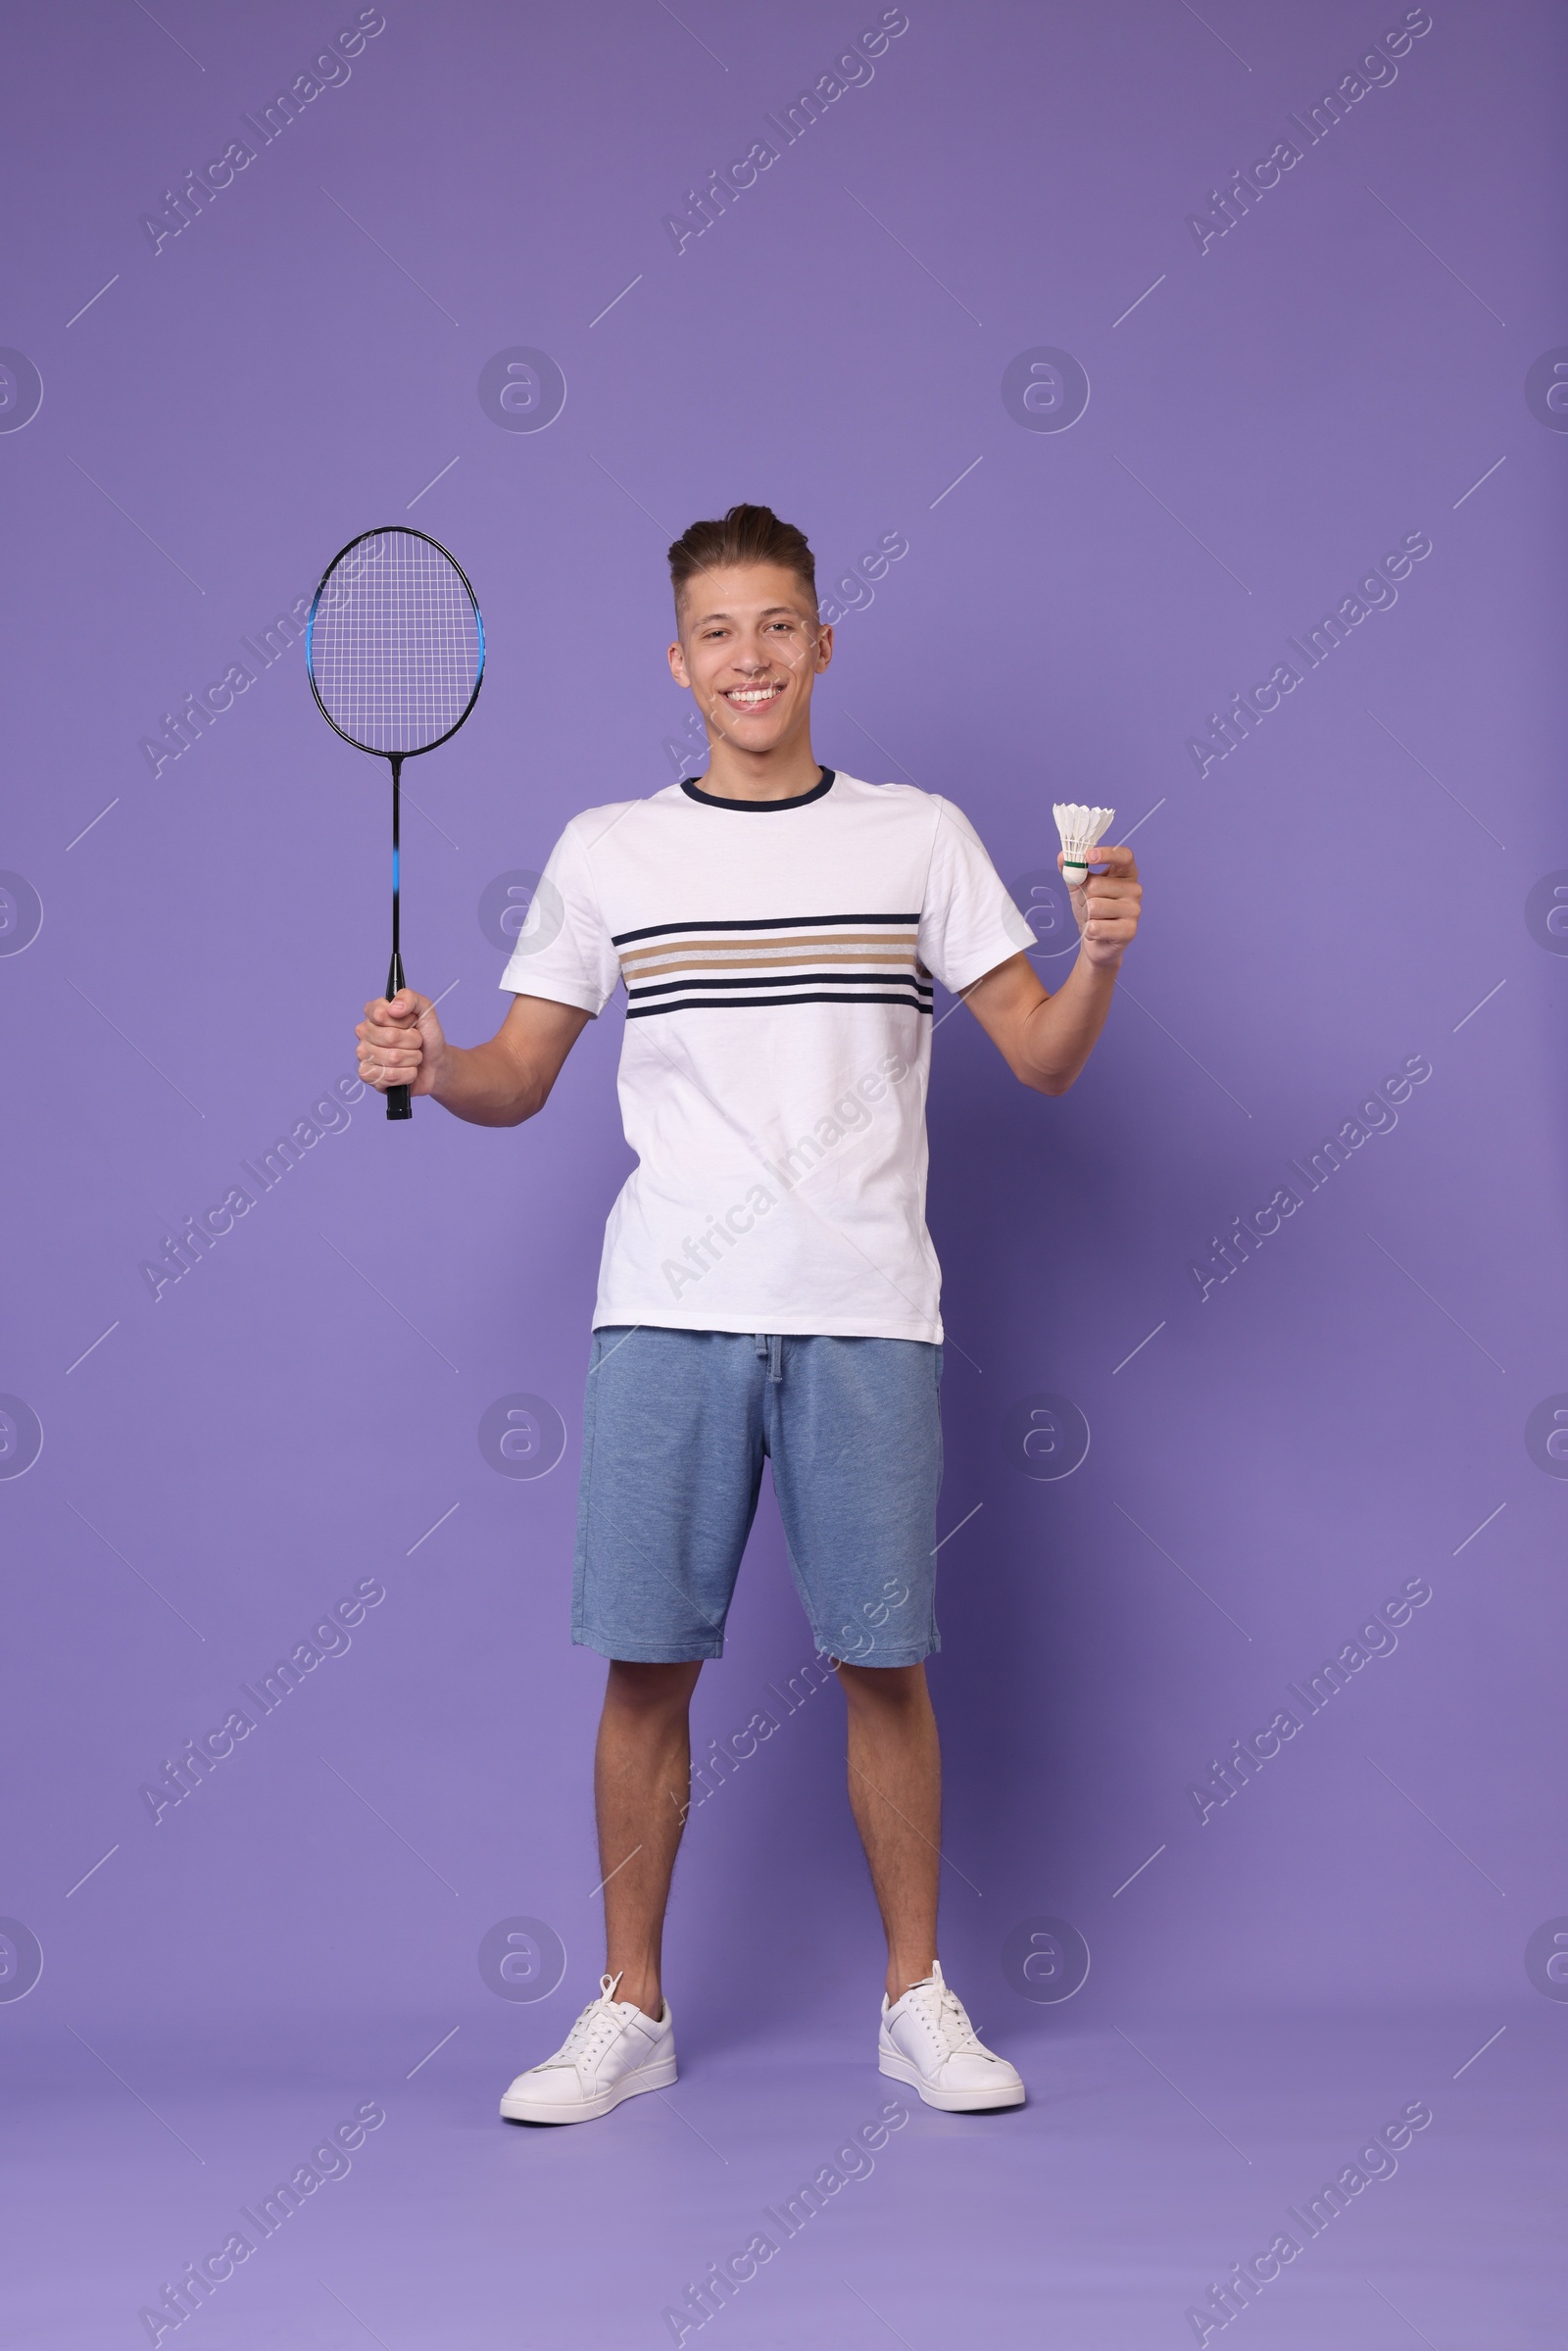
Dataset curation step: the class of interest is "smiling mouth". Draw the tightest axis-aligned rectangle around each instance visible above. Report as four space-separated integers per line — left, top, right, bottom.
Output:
720 681 785 710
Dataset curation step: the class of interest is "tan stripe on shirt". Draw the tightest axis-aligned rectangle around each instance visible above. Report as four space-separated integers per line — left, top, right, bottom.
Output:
619 930 920 977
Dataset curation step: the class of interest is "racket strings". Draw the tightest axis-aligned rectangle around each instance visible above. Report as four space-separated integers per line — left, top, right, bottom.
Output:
310 529 481 755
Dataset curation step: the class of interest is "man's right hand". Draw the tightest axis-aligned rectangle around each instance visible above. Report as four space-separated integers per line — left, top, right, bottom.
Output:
356 987 447 1098
353 988 592 1126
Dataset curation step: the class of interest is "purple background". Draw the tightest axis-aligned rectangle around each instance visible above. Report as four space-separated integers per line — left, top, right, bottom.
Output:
2 2 1564 2344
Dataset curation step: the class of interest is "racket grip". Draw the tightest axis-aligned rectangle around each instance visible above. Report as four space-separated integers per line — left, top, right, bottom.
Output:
386 1084 413 1122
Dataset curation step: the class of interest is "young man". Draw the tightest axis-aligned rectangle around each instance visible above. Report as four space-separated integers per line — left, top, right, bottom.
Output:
354 505 1142 2126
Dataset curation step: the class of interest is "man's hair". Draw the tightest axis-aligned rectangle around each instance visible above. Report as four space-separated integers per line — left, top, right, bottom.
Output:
667 503 816 614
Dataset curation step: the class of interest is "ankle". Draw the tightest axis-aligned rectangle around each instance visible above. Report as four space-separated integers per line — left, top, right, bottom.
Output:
885 1956 936 2004
608 1968 662 2020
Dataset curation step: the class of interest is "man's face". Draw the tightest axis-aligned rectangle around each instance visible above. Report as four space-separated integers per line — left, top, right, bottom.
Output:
668 562 832 753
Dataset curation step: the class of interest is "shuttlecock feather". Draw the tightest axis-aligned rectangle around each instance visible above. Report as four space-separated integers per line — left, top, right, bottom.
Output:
1053 803 1115 890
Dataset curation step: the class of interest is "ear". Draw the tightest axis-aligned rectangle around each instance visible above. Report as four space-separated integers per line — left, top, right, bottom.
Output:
667 637 690 688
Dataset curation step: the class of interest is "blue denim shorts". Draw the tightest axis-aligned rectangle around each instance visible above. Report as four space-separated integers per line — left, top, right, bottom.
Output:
572 1327 945 1666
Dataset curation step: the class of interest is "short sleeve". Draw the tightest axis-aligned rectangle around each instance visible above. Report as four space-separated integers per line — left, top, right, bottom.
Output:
917 797 1036 993
497 820 620 1013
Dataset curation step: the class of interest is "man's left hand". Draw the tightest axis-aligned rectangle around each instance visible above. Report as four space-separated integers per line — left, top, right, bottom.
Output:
1062 843 1142 967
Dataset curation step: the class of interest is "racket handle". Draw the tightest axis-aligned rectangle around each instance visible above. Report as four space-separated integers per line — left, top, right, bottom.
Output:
384 936 412 1121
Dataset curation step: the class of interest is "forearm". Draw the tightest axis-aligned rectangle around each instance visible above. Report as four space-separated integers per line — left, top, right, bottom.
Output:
1013 949 1121 1095
428 1036 552 1126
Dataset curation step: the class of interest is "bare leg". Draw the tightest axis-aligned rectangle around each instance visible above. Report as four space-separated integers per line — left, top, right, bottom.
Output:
594 1659 703 2019
837 1660 942 2004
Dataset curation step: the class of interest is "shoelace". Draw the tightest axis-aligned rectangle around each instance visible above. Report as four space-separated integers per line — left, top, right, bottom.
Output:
907 1967 988 2059
552 1972 632 2070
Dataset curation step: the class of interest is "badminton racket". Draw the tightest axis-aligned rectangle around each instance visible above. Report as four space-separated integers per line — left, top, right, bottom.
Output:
306 526 485 1120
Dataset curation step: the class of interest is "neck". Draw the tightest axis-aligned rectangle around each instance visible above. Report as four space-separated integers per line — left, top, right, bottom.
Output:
696 733 823 803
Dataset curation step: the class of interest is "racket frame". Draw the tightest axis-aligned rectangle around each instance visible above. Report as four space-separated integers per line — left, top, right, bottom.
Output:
305 526 486 1124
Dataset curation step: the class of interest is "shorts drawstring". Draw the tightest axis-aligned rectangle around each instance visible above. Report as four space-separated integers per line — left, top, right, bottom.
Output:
753 1332 783 1383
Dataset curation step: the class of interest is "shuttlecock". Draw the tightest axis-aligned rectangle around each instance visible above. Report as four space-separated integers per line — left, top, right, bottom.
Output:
1053 803 1115 891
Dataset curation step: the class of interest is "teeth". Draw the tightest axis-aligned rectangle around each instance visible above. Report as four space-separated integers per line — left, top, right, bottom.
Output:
727 687 778 704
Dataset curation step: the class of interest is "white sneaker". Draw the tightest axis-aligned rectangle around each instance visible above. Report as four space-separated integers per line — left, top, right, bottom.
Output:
499 1972 677 2125
878 1959 1026 2112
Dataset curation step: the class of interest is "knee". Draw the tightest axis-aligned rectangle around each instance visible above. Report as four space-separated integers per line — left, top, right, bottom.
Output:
605 1659 702 1718
837 1660 928 1713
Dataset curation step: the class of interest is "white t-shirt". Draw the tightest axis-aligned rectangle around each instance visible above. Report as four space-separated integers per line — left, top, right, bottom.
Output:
499 767 1035 1342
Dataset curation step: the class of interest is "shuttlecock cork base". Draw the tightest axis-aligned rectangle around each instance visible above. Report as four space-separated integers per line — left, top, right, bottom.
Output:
1053 803 1115 891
